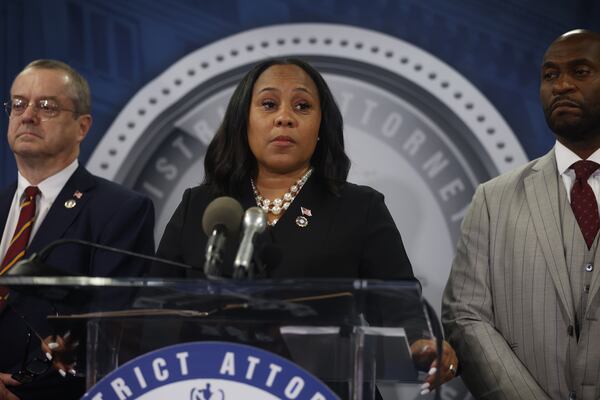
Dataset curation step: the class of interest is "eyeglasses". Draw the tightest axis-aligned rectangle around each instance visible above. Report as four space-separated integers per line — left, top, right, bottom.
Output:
3 98 77 121
9 306 53 383
12 328 53 383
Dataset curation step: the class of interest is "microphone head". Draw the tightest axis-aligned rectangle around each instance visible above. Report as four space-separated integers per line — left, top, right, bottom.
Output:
242 207 267 233
202 196 244 237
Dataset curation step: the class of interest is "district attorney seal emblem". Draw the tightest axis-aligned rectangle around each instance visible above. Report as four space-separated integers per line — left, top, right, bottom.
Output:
84 341 340 399
87 23 527 315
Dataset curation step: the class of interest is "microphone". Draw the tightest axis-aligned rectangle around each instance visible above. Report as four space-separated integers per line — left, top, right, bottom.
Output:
202 197 244 278
9 238 193 276
233 207 267 279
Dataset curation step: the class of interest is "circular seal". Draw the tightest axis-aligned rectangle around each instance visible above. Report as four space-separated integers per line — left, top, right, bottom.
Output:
84 341 340 400
87 23 527 317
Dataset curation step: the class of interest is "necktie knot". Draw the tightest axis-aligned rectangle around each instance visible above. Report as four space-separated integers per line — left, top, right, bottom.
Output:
571 160 600 182
23 186 40 200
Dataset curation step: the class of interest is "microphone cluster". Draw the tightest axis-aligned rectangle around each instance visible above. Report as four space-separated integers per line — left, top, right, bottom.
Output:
9 197 278 281
202 196 277 279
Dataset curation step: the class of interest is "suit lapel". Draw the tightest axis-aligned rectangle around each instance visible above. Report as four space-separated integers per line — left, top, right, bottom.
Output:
0 183 17 230
28 166 95 255
524 150 575 322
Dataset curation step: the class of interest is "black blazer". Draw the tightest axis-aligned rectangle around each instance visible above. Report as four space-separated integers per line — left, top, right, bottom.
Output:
0 166 155 398
156 176 414 280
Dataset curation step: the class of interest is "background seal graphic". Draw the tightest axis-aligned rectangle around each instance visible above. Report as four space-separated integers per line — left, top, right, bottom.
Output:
87 23 527 319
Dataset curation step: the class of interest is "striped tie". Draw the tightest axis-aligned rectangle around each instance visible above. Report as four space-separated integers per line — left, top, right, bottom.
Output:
0 186 40 312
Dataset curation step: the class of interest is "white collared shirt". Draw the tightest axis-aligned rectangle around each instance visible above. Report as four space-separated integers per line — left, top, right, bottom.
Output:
555 140 600 205
0 160 79 264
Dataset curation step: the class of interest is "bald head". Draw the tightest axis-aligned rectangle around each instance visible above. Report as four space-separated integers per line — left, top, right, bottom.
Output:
551 29 600 46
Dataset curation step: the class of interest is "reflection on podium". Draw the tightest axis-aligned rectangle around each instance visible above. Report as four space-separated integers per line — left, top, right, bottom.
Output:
1 274 437 400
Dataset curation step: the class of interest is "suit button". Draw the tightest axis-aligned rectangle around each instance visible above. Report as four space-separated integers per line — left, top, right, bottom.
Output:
569 390 577 400
567 325 574 336
585 263 593 272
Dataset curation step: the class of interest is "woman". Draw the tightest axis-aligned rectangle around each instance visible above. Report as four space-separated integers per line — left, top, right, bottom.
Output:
156 58 457 393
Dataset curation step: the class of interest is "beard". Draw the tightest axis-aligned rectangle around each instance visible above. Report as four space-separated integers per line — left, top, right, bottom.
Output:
544 102 600 142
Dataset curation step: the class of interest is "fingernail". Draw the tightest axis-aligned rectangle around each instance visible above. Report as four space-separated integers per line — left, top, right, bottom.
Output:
58 369 66 378
45 352 53 361
422 345 430 353
420 382 430 390
428 367 437 375
48 342 59 350
69 369 76 376
420 389 430 395
63 330 71 339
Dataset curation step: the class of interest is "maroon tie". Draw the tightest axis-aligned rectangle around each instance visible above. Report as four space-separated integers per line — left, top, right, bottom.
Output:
0 186 40 312
570 161 600 249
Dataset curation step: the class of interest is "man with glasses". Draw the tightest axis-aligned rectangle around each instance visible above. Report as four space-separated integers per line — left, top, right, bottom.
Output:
0 60 155 399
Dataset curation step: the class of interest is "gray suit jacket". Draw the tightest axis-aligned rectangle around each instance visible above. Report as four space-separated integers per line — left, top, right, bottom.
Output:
442 149 600 400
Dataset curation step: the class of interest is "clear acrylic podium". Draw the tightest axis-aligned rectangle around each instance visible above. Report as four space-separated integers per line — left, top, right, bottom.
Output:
0 276 437 400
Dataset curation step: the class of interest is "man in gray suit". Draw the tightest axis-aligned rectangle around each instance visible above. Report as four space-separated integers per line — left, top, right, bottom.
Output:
442 29 600 400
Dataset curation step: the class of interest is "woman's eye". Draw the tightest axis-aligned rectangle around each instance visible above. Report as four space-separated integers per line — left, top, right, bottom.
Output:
295 102 311 111
261 100 277 109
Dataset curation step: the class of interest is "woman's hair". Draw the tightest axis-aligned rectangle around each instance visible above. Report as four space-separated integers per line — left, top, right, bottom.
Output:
203 57 350 196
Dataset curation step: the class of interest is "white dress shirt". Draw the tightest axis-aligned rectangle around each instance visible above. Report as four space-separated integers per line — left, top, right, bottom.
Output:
555 140 600 205
0 160 79 264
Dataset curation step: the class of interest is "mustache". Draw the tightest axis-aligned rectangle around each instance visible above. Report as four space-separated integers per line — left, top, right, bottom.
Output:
550 97 582 111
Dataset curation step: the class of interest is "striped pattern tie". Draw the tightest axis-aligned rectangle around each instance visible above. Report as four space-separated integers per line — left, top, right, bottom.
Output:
0 186 40 312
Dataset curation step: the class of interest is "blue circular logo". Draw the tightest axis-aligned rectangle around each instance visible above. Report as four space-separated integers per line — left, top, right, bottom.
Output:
84 341 340 400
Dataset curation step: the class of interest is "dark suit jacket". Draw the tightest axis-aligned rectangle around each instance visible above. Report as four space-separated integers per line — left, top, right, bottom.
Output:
156 176 414 280
0 166 155 398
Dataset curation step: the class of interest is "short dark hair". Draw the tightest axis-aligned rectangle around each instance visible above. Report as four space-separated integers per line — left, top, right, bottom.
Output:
203 57 350 196
21 59 91 116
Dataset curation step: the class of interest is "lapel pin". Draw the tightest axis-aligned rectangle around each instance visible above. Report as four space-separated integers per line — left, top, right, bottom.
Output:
73 190 83 199
64 199 77 209
296 216 308 228
296 206 312 228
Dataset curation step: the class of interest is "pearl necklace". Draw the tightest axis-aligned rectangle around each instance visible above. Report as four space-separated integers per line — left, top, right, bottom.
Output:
251 168 314 226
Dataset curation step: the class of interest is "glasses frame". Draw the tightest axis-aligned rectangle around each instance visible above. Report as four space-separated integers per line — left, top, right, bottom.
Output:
3 99 78 121
11 327 52 384
9 305 53 384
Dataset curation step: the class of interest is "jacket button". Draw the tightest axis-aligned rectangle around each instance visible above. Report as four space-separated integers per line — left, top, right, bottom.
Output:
569 390 577 400
567 325 574 336
585 263 593 272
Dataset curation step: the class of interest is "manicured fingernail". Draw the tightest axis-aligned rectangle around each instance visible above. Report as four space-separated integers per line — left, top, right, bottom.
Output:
48 342 59 350
428 367 437 375
420 388 430 395
69 369 76 376
420 382 430 390
45 352 53 361
58 369 67 377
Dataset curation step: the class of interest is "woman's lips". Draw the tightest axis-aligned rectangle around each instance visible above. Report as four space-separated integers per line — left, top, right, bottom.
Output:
271 135 295 145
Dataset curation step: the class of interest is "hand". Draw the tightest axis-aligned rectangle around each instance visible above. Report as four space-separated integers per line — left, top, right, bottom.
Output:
41 331 79 378
0 374 20 400
410 339 458 395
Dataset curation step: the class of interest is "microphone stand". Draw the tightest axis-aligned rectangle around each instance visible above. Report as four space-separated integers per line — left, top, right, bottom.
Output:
12 238 193 275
